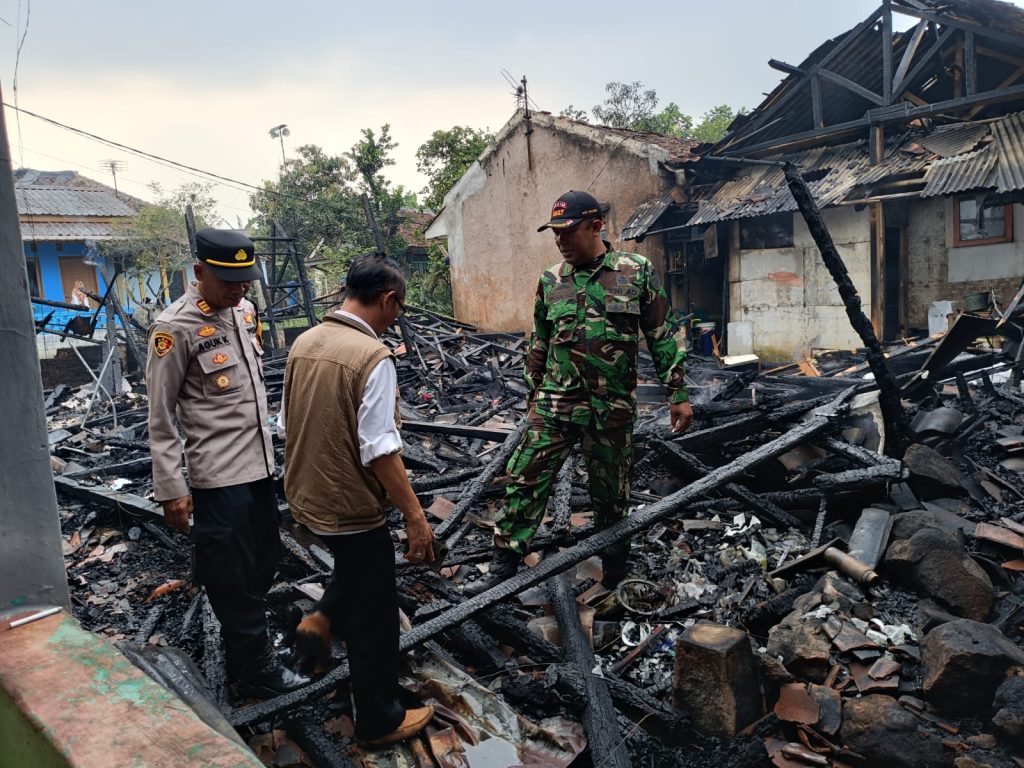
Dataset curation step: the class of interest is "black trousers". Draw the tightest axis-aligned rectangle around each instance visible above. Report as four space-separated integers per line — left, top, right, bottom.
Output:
315 525 405 740
191 477 281 676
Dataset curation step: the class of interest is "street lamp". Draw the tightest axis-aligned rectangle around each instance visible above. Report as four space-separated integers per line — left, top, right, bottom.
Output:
268 124 290 165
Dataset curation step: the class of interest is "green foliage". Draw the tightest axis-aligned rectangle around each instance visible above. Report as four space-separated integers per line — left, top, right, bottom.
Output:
248 128 426 287
690 104 744 143
415 126 494 212
106 182 220 275
592 81 660 130
405 243 452 315
567 81 744 143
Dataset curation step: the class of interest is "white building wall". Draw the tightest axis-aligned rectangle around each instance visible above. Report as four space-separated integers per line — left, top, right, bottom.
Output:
729 206 871 364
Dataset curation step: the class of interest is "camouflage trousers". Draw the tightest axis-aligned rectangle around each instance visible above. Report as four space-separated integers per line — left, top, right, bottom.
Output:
495 409 634 555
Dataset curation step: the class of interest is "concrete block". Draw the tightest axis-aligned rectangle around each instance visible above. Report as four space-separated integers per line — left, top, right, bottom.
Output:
673 620 763 738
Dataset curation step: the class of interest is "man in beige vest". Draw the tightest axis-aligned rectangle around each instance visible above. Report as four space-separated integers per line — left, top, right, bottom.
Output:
283 253 435 746
146 228 309 698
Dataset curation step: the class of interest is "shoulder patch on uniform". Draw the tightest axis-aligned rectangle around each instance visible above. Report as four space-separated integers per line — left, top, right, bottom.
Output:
196 299 213 315
152 332 174 358
197 325 216 337
243 312 253 324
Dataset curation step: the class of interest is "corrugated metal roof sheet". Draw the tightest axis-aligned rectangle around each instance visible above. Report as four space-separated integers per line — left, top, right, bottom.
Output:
621 193 673 240
992 111 1024 193
18 221 123 241
918 123 992 158
688 112 1024 218
15 187 138 217
688 143 875 225
920 147 998 197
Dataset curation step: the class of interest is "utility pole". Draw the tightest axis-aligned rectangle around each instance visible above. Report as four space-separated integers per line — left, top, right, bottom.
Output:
268 124 289 165
0 86 71 613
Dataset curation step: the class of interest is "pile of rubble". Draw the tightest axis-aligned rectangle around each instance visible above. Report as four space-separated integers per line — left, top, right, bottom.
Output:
42 301 1024 768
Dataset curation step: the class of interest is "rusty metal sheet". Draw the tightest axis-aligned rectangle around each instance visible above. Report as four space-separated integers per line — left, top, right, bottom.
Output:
620 192 674 241
920 146 998 198
918 122 992 158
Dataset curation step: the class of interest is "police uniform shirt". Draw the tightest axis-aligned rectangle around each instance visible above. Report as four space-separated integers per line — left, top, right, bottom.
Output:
146 282 274 501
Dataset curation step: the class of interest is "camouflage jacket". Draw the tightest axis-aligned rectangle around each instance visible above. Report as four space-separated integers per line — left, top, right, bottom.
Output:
525 248 688 426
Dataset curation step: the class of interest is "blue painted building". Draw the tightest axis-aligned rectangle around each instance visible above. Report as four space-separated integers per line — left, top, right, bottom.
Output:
16 169 192 333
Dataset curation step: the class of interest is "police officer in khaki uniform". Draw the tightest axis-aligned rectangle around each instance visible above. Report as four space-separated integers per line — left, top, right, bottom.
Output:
146 228 308 698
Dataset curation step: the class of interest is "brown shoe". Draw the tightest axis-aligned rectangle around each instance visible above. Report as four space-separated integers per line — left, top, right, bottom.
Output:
359 706 434 746
293 611 332 675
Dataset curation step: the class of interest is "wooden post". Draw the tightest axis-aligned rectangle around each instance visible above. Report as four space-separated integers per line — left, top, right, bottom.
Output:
549 573 632 768
784 163 911 457
0 86 72 613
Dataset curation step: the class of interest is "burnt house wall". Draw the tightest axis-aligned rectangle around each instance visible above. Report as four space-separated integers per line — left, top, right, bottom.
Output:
727 206 872 364
906 198 1024 329
445 119 674 333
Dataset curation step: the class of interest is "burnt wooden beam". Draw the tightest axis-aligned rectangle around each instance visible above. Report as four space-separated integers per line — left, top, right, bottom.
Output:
768 59 806 76
549 572 633 768
892 26 956 98
893 20 930 93
402 419 513 442
654 439 801 529
728 5 884 146
784 164 912 458
812 464 908 493
53 475 162 521
819 67 886 106
201 596 230 710
811 75 824 128
820 436 897 467
892 3 1024 52
965 31 977 96
226 391 850 727
882 0 894 104
724 81 1024 157
435 422 527 541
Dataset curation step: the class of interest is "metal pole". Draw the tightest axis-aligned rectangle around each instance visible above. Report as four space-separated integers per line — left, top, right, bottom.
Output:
0 85 71 612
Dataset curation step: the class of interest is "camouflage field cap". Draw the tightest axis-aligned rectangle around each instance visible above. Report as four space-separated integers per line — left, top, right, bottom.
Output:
195 228 261 282
537 190 603 232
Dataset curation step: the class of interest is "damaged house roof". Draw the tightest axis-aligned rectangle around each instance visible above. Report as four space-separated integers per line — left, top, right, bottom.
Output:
15 169 145 241
623 0 1024 239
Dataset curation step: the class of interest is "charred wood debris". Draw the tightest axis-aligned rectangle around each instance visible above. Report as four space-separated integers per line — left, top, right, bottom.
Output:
42 291 1024 768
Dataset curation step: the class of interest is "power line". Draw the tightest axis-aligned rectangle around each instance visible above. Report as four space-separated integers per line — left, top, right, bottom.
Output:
3 102 371 225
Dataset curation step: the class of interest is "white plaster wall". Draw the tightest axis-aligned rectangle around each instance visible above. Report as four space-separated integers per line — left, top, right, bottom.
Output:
946 201 1024 282
730 206 871 363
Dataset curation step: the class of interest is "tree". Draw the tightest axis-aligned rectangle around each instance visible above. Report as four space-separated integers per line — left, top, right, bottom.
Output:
592 81 660 131
107 181 221 278
415 126 494 212
563 81 743 143
690 104 742 144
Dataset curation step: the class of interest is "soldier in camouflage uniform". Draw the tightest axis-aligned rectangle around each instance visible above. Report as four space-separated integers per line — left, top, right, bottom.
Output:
464 191 692 596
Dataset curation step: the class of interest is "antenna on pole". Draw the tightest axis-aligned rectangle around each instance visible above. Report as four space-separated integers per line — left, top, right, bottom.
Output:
99 159 126 199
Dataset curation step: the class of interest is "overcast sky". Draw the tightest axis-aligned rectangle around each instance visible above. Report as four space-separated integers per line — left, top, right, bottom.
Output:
3 1 1018 224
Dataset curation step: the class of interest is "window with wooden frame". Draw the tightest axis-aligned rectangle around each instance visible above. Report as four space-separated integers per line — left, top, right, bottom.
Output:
954 198 1013 247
